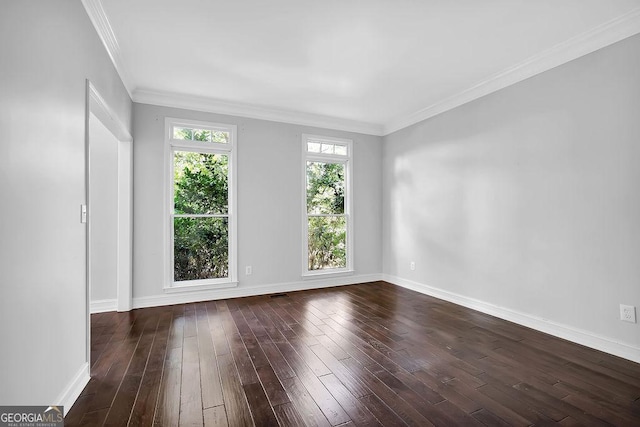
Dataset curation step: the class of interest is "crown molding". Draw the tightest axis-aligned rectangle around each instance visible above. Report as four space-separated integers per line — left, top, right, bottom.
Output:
133 89 384 136
82 0 640 137
383 7 640 135
81 0 134 96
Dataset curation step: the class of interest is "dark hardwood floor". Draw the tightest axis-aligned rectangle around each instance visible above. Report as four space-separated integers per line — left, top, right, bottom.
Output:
66 281 640 426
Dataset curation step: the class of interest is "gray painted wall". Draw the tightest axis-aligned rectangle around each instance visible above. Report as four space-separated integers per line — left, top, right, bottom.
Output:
133 103 382 299
0 1 132 405
382 34 640 350
89 113 119 302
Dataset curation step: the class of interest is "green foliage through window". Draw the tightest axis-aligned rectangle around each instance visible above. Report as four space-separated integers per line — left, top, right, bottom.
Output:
173 126 229 143
307 162 345 214
308 216 346 270
306 161 347 270
174 217 228 281
173 150 229 281
174 151 228 214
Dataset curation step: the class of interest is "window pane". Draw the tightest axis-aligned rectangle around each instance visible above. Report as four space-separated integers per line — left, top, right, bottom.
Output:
193 129 211 142
308 216 346 270
307 142 321 153
174 127 193 140
174 217 228 281
174 151 228 214
320 143 334 154
334 144 347 156
306 161 345 214
211 130 229 143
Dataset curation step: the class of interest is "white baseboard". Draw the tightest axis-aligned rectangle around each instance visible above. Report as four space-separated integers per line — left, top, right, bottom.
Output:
58 362 90 416
90 298 117 313
133 273 384 309
383 274 640 364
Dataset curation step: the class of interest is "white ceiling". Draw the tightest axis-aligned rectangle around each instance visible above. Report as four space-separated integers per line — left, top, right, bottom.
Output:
85 0 640 135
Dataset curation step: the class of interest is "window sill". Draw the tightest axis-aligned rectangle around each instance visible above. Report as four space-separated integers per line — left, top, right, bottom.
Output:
302 269 354 280
163 281 238 293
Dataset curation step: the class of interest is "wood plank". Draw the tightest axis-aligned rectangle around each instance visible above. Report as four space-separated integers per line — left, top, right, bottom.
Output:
154 346 183 426
272 402 309 426
180 335 204 426
471 408 512 427
197 303 224 409
309 344 372 399
512 382 611 426
358 393 408 427
217 353 254 425
364 363 460 426
203 405 228 427
105 318 160 425
319 373 381 426
280 376 332 427
218 301 260 386
475 382 555 425
341 357 435 427
242 382 279 426
86 314 156 413
151 305 185 426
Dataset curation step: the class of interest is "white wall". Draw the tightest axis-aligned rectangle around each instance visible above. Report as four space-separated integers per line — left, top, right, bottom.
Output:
0 1 131 407
133 103 382 305
89 113 118 303
383 34 640 360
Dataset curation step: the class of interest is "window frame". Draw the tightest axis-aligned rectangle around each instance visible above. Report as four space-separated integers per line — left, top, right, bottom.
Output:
302 133 354 278
165 117 238 291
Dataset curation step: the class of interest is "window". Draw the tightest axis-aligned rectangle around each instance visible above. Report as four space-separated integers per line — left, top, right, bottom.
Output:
303 134 353 276
166 118 237 289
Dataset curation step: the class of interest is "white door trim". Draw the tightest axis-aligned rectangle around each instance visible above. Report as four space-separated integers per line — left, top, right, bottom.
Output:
116 138 133 312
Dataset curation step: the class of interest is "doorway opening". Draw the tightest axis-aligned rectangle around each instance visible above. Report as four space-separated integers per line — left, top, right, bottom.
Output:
85 81 133 364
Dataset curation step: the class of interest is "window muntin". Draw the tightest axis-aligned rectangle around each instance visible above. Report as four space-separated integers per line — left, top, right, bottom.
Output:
167 118 237 289
303 134 352 275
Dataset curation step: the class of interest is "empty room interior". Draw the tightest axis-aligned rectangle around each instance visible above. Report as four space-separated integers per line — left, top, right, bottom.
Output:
2 0 640 425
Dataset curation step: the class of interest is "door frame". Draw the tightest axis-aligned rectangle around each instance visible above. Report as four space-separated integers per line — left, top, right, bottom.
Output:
85 80 133 361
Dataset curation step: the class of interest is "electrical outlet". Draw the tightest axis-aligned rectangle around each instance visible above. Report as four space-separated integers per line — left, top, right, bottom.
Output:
245 266 252 276
620 304 636 323
410 261 415 271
